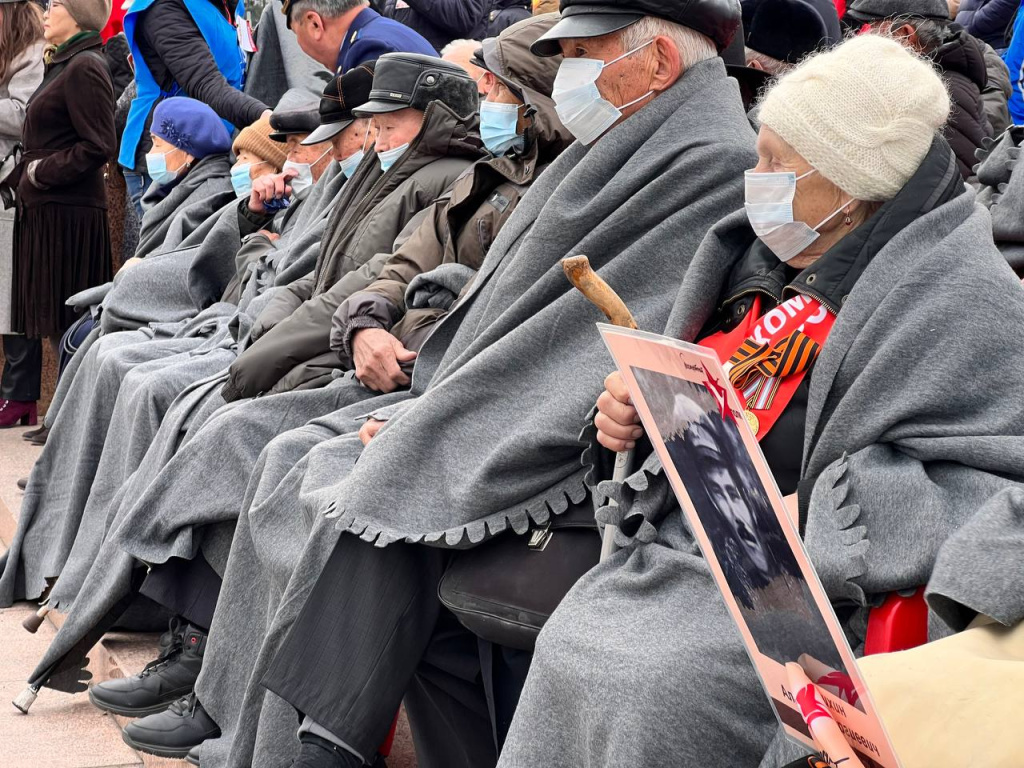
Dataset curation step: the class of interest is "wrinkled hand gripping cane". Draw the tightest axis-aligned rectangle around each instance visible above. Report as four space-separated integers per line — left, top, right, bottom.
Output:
561 255 637 559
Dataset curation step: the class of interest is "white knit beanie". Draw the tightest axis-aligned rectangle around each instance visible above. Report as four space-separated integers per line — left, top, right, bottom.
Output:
758 34 951 202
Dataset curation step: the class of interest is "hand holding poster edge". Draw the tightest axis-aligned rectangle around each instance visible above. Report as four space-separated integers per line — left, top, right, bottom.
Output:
595 323 901 768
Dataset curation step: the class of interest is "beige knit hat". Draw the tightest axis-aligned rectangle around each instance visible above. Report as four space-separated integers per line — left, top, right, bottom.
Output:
62 0 111 32
758 34 951 202
232 116 288 172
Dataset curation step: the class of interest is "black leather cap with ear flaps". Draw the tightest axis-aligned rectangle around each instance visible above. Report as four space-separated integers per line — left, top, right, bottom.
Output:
530 0 742 56
354 53 479 119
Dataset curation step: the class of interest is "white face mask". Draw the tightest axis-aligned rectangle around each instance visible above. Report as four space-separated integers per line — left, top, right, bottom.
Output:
552 40 655 146
283 148 331 195
744 170 850 263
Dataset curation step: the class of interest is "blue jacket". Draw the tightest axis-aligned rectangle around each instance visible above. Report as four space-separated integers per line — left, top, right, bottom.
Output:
1003 1 1024 121
337 7 437 73
120 0 247 168
956 0 1019 51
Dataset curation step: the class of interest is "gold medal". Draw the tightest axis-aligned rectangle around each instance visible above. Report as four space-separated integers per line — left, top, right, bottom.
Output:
743 409 760 435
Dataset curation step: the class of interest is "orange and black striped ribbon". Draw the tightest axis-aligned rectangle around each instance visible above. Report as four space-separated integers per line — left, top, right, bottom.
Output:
727 330 821 393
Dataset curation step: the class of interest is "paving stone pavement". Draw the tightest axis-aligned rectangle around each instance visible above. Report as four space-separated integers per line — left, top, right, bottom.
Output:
0 425 418 768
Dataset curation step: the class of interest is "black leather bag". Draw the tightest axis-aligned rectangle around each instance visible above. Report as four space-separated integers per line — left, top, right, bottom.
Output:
438 496 602 652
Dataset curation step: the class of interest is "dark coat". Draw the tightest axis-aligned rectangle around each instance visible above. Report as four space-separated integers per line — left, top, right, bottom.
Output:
485 0 530 36
102 32 133 101
130 0 267 164
8 33 116 336
11 34 115 209
955 0 1018 51
380 0 485 53
933 26 990 181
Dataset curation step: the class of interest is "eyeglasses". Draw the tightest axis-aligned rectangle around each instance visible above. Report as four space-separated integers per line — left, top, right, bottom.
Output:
46 0 65 11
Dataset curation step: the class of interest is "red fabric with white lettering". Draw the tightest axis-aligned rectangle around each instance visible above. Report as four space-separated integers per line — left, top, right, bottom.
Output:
698 294 835 440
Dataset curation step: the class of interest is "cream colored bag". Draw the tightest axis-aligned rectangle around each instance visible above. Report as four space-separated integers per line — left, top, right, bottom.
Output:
859 620 1024 767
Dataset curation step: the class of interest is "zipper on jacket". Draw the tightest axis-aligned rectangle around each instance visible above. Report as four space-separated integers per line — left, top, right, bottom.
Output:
786 285 839 316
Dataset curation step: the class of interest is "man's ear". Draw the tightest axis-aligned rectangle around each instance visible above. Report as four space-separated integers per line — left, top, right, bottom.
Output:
892 22 919 46
304 10 324 36
650 35 683 92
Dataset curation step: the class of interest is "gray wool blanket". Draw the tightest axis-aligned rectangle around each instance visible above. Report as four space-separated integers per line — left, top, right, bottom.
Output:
41 165 347 430
317 58 758 547
500 188 1024 766
100 198 245 335
113 386 412 768
8 170 352 684
135 155 234 261
0 171 340 600
0 328 215 606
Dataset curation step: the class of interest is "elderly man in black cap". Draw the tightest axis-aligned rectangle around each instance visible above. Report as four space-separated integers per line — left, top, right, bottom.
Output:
849 0 996 179
742 0 840 74
724 0 841 109
244 1 757 767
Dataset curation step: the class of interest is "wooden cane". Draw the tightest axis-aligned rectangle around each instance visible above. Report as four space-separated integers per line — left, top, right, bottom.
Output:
21 604 50 634
561 255 638 561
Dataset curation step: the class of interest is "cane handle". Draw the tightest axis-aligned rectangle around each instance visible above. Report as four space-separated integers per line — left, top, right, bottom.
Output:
561 255 638 330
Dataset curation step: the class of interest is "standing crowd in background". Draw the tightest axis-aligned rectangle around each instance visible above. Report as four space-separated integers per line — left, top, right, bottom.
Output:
0 0 1023 767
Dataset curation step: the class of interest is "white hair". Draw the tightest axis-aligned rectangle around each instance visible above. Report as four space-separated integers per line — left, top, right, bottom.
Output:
744 46 791 75
619 16 717 69
290 0 365 21
441 39 482 57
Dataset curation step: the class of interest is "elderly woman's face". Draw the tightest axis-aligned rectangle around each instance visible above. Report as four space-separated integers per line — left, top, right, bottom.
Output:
751 126 853 267
43 0 80 45
149 134 195 177
233 150 274 182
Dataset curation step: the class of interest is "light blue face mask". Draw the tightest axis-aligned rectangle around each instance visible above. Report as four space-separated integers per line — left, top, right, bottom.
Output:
339 149 364 179
145 150 187 187
480 101 524 155
377 142 409 173
230 161 265 199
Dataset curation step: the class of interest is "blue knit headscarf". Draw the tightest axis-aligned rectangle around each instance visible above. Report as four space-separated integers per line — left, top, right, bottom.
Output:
151 97 232 159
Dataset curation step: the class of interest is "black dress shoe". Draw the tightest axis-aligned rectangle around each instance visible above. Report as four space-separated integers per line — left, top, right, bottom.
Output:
89 621 206 717
17 477 27 491
121 693 220 758
290 734 363 768
29 426 49 445
21 425 46 441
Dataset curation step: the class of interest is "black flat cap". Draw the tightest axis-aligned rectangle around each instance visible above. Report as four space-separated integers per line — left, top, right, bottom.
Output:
268 109 321 142
846 0 949 23
531 0 742 56
354 52 478 118
742 0 840 64
303 62 376 145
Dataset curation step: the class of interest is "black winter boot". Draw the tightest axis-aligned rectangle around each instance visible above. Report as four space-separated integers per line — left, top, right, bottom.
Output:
289 734 364 768
89 621 206 717
121 692 221 758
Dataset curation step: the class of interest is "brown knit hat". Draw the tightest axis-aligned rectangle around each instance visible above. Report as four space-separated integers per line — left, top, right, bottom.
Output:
62 0 112 32
232 116 288 171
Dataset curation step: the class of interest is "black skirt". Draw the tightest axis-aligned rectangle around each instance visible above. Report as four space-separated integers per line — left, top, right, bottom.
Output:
11 201 112 338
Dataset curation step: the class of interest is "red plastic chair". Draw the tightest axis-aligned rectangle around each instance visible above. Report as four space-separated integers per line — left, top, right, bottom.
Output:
378 711 400 758
863 588 929 656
